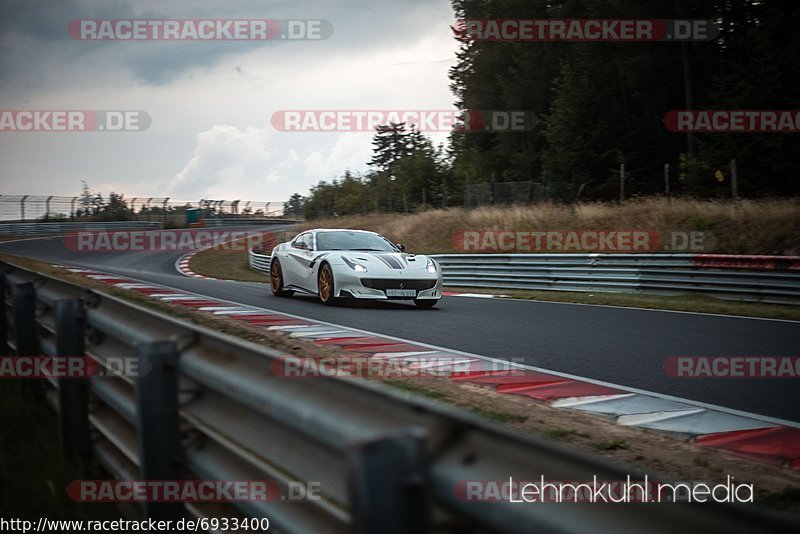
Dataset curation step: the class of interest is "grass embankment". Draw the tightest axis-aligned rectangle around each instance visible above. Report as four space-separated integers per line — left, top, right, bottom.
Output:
189 250 266 282
293 197 800 255
185 229 296 282
0 381 120 520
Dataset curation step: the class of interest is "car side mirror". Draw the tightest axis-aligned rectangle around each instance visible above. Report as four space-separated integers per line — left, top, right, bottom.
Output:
396 243 406 252
294 242 309 250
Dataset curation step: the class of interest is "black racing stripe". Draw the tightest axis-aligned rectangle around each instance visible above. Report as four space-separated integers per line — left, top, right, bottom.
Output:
374 254 403 269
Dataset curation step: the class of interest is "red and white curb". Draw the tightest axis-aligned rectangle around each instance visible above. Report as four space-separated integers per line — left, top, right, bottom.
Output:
443 291 507 298
175 251 214 280
61 264 800 470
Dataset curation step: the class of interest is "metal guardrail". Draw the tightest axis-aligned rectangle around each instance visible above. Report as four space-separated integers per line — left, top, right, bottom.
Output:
203 218 299 227
249 243 273 272
0 221 163 235
248 249 800 305
431 254 800 305
2 260 795 533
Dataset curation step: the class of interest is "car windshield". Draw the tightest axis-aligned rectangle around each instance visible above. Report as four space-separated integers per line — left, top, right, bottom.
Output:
315 231 397 252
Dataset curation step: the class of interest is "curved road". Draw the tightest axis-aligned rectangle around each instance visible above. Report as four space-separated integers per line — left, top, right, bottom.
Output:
2 230 798 423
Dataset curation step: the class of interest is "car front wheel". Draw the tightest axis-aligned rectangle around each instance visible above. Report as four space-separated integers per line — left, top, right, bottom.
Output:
318 263 338 305
270 259 294 297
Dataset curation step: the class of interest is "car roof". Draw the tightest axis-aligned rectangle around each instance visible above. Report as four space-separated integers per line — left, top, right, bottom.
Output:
306 228 379 235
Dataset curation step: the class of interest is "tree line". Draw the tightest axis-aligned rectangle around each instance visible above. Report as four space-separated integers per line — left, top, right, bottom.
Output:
291 0 800 219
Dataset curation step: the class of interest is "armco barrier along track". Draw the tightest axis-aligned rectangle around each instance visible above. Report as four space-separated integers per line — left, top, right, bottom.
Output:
0 220 164 235
2 260 798 533
250 248 800 305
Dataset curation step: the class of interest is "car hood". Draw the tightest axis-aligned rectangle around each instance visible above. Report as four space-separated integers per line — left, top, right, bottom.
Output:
328 251 434 273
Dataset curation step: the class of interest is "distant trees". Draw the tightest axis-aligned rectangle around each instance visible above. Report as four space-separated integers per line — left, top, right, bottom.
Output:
448 0 800 199
284 193 305 218
74 182 132 220
301 123 451 219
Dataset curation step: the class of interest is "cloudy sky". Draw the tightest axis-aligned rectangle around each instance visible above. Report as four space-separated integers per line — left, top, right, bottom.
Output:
0 0 459 203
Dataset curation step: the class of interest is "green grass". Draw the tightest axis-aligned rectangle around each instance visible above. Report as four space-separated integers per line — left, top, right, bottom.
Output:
760 487 800 510
594 439 630 451
546 428 591 440
189 249 267 282
0 381 119 520
384 380 451 401
468 406 529 424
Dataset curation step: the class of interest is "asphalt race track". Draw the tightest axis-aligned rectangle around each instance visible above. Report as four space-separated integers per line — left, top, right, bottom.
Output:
2 229 799 423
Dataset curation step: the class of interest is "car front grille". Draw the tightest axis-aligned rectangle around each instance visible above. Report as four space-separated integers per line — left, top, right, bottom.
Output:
360 278 436 290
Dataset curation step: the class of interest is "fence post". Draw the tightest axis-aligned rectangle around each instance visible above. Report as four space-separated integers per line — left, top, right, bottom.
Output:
55 298 91 460
20 195 29 221
619 163 625 201
11 282 39 395
664 163 670 200
0 273 7 357
134 340 185 521
347 428 430 534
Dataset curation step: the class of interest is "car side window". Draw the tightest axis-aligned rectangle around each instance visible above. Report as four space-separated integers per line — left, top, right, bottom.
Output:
293 233 313 251
292 233 308 249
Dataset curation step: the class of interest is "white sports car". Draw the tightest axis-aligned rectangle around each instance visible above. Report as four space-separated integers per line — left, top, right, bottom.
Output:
269 229 443 308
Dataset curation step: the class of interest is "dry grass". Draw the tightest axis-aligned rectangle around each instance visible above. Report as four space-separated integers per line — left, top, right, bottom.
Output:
295 198 800 255
188 250 266 282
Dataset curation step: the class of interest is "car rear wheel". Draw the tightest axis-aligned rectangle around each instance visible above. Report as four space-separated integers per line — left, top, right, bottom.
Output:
414 299 438 308
318 263 338 305
270 259 293 297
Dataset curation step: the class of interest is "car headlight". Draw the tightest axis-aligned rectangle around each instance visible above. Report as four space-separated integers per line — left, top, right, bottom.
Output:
343 256 368 272
426 258 437 274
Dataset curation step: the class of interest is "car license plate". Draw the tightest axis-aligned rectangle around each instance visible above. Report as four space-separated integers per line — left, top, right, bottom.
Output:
386 289 417 297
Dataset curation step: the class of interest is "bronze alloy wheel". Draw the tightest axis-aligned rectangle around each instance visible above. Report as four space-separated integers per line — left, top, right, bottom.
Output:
270 259 293 297
318 264 335 305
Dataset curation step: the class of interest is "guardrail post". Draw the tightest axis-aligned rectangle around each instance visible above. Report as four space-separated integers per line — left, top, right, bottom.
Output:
0 273 8 357
347 428 430 534
11 282 40 395
134 340 185 521
55 298 91 460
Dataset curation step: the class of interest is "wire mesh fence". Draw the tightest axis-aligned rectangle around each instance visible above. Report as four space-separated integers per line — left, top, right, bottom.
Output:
0 194 287 225
464 180 541 207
